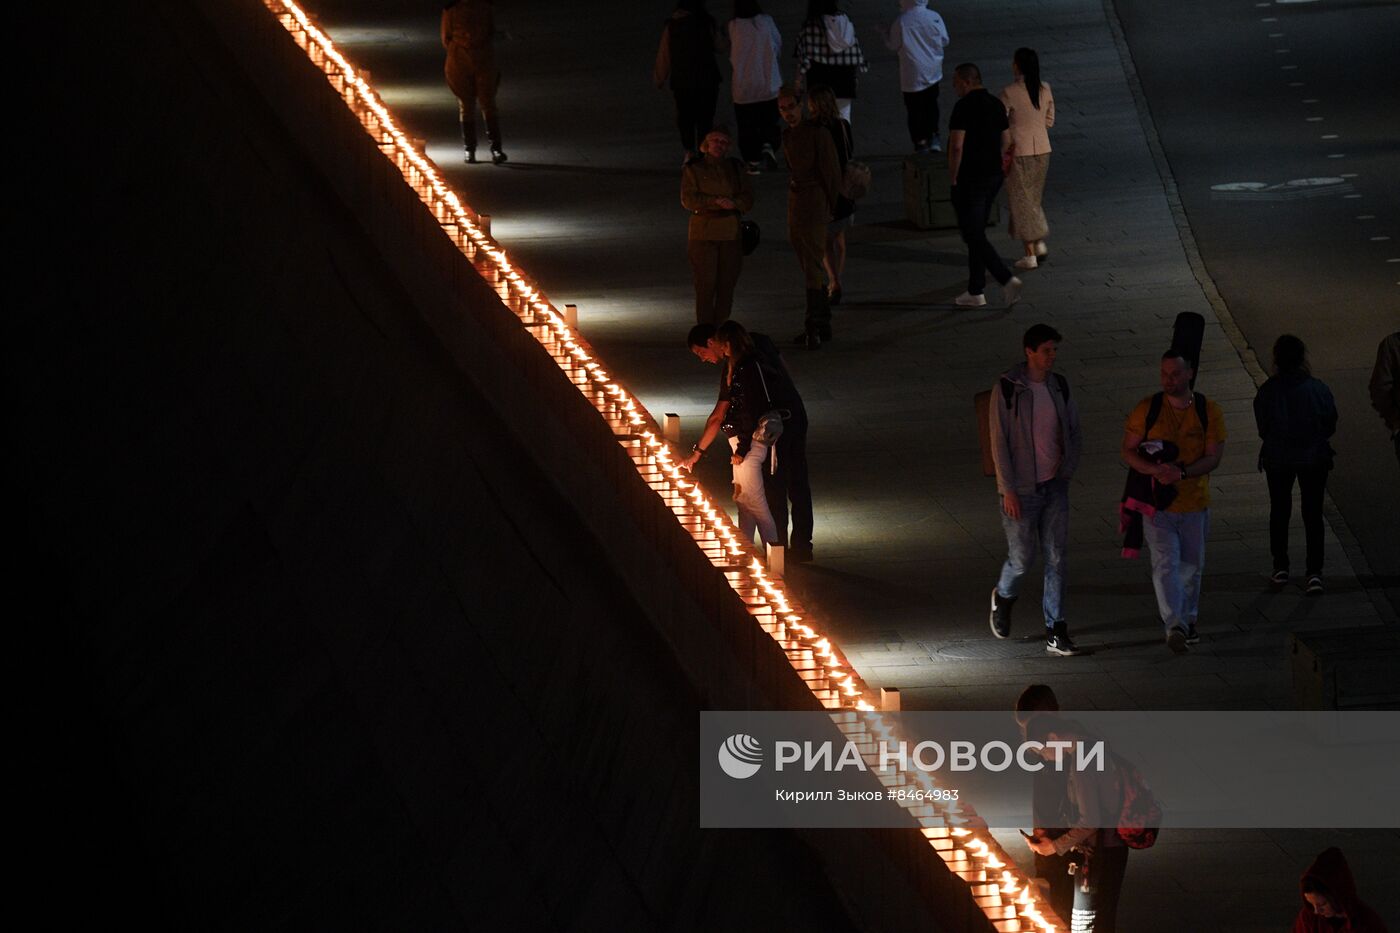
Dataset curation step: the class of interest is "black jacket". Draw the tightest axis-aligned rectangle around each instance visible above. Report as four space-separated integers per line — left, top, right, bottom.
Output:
722 351 800 458
1253 373 1337 469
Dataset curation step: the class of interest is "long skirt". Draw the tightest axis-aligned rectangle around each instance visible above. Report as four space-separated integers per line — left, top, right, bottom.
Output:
1007 153 1050 242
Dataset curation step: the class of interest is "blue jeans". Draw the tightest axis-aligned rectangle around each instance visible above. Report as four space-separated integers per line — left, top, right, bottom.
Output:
1143 509 1209 634
996 478 1069 629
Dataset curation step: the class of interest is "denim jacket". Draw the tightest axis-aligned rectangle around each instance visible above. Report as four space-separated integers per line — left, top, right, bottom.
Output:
989 362 1083 496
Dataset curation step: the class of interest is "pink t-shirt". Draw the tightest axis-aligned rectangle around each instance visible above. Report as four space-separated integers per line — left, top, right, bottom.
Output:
1029 379 1062 483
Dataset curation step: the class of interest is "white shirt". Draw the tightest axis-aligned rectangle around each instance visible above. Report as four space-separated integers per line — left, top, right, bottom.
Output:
1029 379 1062 483
884 0 949 93
728 14 782 104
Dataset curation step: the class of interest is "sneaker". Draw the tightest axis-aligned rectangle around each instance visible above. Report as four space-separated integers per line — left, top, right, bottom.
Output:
929 134 943 153
1305 575 1324 596
989 589 1015 639
1166 627 1189 654
745 161 762 175
1270 569 1289 587
1014 255 1038 271
955 291 987 308
761 146 780 171
792 329 822 350
1034 240 1048 257
1046 625 1082 656
464 148 477 164
1185 624 1200 646
1003 276 1024 308
491 148 508 165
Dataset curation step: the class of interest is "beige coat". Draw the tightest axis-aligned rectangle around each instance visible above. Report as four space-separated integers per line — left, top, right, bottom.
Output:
782 122 841 227
1000 79 1055 156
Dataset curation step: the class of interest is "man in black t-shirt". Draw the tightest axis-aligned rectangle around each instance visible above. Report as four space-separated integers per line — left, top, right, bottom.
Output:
947 63 1023 309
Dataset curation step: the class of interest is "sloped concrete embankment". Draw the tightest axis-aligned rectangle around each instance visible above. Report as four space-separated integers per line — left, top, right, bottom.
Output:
23 0 998 929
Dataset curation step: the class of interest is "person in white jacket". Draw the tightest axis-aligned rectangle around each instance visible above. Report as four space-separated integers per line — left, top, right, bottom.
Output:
728 0 783 173
881 0 950 152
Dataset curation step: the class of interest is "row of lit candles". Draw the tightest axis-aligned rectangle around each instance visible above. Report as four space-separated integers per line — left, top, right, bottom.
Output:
264 2 1060 927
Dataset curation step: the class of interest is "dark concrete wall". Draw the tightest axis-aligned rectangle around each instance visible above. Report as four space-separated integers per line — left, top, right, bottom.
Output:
21 2 991 930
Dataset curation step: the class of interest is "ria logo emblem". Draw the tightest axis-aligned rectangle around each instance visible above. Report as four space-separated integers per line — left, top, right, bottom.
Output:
718 734 764 779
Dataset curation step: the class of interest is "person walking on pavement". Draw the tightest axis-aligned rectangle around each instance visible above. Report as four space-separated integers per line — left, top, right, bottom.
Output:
1022 714 1132 932
685 324 814 561
1369 331 1400 470
880 0 950 153
794 0 868 124
1253 335 1337 596
655 0 724 165
948 63 1023 309
682 127 754 326
1014 684 1074 924
1121 351 1227 654
441 0 506 165
778 86 841 350
989 324 1083 656
728 0 783 174
806 86 855 307
1000 47 1055 270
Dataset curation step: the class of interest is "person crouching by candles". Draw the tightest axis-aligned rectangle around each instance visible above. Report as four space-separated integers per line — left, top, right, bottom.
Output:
1014 685 1074 924
682 127 753 326
1293 847 1389 933
684 323 813 562
711 322 782 546
1022 714 1130 932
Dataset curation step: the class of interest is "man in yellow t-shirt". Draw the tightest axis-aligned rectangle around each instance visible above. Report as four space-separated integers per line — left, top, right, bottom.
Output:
1121 351 1227 654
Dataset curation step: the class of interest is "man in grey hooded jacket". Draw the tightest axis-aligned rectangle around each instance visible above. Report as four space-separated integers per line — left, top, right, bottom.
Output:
989 323 1083 655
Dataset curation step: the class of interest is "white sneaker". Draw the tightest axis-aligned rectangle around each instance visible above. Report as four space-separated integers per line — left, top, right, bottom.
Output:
1014 255 1038 270
1034 240 1048 257
1004 276 1024 307
954 291 987 307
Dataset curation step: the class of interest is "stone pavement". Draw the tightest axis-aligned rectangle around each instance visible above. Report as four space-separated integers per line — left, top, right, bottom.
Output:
317 0 1399 928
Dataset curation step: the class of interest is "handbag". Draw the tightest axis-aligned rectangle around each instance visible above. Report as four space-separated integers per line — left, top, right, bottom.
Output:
751 364 786 444
841 160 871 200
753 410 785 444
740 220 760 255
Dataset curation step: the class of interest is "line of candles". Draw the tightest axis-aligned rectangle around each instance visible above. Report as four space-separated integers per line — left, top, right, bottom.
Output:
263 2 1059 928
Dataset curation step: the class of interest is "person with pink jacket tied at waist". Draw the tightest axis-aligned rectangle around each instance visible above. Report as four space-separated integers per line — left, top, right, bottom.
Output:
999 47 1055 269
